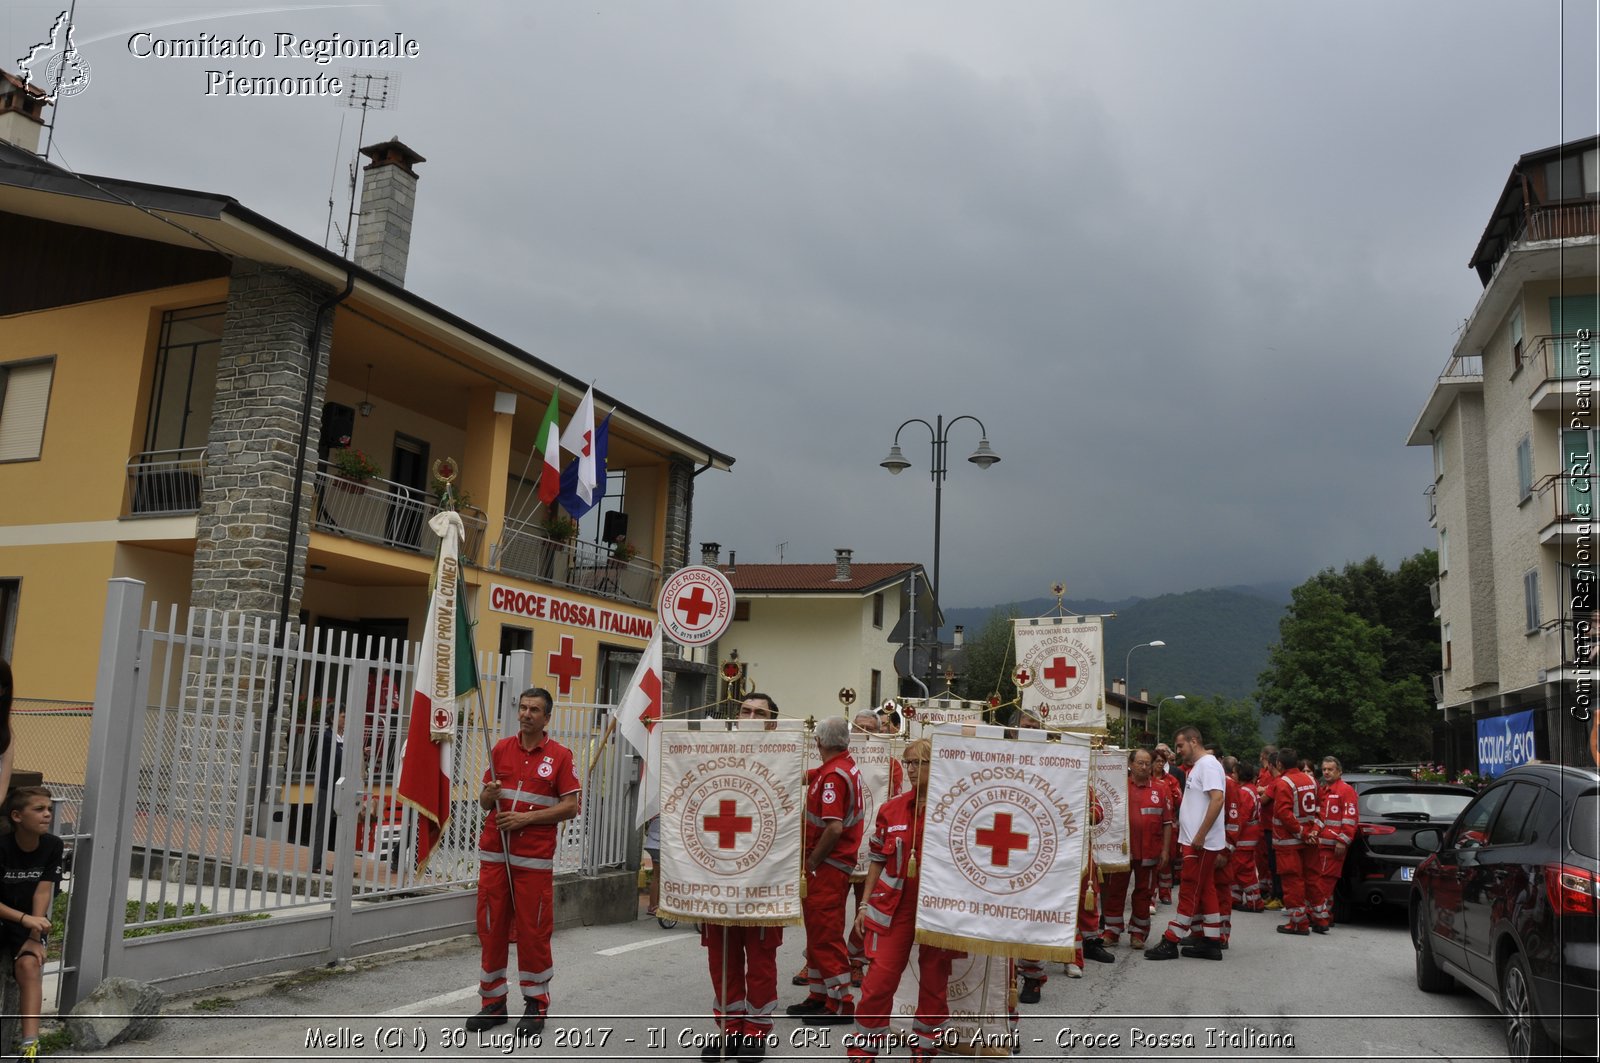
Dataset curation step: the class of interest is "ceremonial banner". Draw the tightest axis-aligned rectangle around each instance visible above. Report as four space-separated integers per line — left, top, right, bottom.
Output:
892 953 1014 1057
849 733 906 878
902 696 986 733
916 723 1092 960
1091 746 1130 873
657 720 805 925
1012 616 1105 730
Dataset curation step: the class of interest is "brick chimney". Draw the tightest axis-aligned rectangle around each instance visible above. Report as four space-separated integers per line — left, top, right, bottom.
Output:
353 137 425 285
834 548 853 581
0 71 49 155
701 542 721 566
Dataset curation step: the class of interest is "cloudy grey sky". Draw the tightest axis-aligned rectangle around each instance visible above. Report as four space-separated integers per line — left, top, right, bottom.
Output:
12 1 1598 607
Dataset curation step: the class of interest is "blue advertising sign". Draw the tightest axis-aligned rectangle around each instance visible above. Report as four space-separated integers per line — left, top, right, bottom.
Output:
1476 709 1537 779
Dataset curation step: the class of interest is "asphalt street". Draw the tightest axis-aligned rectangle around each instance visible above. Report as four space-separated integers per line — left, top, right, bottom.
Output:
83 900 1510 1062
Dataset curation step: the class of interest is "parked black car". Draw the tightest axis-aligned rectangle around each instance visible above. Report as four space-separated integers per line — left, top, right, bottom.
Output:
1410 763 1599 1062
1333 779 1475 920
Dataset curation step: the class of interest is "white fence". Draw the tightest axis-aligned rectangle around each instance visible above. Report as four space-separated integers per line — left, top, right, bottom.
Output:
61 579 637 1005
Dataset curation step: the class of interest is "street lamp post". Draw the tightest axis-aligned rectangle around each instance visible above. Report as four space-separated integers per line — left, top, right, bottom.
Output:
1155 694 1186 745
881 415 1000 679
1122 639 1166 748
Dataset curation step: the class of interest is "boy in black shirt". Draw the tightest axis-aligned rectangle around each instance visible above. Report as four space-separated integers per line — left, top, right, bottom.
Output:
0 786 62 1060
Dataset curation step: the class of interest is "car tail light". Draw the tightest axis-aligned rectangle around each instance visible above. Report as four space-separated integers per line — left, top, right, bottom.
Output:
1360 824 1396 836
1545 864 1600 916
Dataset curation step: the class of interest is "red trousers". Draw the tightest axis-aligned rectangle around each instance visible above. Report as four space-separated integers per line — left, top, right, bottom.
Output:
1070 874 1101 968
1212 852 1235 942
703 924 782 1035
1307 846 1346 927
1275 844 1309 929
1162 846 1221 943
1102 861 1158 941
1234 844 1261 907
847 878 868 979
801 866 854 1010
847 910 956 1061
477 863 553 1011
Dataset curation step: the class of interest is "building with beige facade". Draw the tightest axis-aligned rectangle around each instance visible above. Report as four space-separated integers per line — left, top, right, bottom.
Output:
1407 134 1599 771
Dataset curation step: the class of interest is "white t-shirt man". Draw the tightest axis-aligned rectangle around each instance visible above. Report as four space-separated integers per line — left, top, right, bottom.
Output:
1178 752 1227 851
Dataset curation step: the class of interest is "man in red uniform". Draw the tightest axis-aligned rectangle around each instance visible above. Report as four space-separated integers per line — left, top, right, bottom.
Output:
1228 757 1263 912
848 739 960 1062
701 694 787 1063
1307 755 1359 932
1266 747 1319 936
788 715 865 1024
840 710 903 990
1254 745 1279 909
1146 726 1226 961
466 687 581 1036
1100 747 1172 950
1153 745 1184 904
1206 744 1239 948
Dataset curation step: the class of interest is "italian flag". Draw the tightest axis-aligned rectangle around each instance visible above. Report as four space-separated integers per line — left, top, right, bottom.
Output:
397 510 480 868
536 390 562 506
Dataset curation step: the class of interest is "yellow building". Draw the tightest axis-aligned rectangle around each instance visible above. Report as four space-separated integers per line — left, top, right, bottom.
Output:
0 109 731 712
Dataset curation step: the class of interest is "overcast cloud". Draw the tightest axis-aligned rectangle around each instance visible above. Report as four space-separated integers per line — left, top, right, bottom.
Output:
13 1 1598 607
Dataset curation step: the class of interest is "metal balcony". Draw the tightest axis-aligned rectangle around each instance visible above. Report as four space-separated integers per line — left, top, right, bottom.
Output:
494 514 660 609
125 448 205 515
310 460 486 563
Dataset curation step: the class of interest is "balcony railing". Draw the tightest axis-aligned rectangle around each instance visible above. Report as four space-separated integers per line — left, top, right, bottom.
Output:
1433 352 1483 383
1526 332 1598 386
1425 483 1437 523
1538 616 1595 677
494 514 661 608
126 448 205 515
310 460 486 564
1428 576 1441 611
1534 471 1600 533
1523 201 1600 245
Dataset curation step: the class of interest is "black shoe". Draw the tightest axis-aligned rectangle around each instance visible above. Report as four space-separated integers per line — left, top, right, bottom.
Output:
1177 933 1207 948
1145 937 1180 961
465 1002 508 1032
1018 977 1043 1004
801 1008 854 1026
1276 924 1310 936
517 1003 545 1037
1311 924 1329 934
1181 943 1224 961
1082 939 1116 964
700 1033 726 1063
784 998 828 1017
739 1033 770 1062
1218 939 1230 949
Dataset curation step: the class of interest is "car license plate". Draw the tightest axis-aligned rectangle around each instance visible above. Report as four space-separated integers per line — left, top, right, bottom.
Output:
1399 866 1414 881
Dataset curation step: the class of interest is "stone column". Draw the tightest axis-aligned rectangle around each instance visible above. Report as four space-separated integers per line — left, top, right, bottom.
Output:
191 261 334 624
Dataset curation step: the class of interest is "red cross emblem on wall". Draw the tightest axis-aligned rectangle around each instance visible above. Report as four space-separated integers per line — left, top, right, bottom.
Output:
975 812 1030 868
676 586 715 627
547 635 584 696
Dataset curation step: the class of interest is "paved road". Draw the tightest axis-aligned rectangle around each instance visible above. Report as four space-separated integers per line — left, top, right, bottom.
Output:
90 902 1509 1061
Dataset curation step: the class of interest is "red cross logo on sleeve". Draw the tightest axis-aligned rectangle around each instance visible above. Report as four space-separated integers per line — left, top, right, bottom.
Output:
547 635 584 696
1043 657 1077 688
975 812 1030 868
703 799 753 849
676 586 715 627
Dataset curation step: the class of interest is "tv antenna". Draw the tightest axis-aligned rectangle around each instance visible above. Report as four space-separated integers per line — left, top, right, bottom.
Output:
324 69 400 255
776 541 788 562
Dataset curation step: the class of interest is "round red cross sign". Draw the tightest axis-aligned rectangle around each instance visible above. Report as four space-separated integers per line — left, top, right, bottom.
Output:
658 565 736 646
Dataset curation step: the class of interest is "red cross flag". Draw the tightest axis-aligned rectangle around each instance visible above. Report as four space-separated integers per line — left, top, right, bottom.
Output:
915 722 1091 960
1012 615 1105 731
397 509 480 869
611 629 664 828
559 385 598 506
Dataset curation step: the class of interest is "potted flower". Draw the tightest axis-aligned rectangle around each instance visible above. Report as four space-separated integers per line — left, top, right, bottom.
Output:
541 511 578 545
331 448 382 491
610 538 638 564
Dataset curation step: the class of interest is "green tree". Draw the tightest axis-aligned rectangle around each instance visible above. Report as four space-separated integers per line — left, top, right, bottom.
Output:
1156 693 1262 761
1255 568 1434 766
955 609 1018 713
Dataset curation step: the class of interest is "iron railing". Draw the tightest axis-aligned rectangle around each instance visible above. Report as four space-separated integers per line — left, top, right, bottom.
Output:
1526 332 1599 388
310 459 487 564
495 514 661 608
125 447 206 515
1535 471 1598 526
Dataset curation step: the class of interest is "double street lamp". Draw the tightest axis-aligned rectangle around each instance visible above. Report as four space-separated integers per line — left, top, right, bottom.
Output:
880 415 1000 678
1122 639 1166 748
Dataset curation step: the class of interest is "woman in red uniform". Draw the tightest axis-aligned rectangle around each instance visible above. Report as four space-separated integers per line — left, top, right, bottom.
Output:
847 739 960 1062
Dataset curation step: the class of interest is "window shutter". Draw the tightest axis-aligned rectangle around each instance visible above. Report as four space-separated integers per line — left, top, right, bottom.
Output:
0 362 53 461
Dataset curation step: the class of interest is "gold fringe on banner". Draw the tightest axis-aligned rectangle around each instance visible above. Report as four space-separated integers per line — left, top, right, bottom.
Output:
913 928 1076 965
